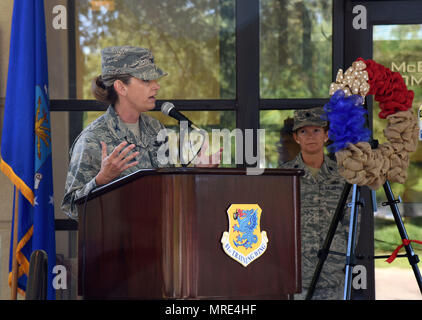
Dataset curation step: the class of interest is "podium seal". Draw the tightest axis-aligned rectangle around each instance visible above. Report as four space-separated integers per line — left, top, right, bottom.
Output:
221 204 268 267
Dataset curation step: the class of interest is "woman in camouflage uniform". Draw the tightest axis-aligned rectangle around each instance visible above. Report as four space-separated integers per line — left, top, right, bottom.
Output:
280 107 349 300
61 46 170 219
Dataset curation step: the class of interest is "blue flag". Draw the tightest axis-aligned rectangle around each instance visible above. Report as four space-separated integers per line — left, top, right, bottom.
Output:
0 0 56 299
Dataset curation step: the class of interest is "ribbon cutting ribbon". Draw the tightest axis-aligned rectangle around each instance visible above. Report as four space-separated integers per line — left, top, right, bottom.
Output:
386 239 422 263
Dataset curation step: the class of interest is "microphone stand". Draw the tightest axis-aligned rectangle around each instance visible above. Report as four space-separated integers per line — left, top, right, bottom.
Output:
178 120 206 167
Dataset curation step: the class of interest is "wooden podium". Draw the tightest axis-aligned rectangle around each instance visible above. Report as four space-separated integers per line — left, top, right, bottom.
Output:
76 168 303 299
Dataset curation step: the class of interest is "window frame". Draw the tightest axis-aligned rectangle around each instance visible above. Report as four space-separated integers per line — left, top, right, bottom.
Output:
51 0 343 150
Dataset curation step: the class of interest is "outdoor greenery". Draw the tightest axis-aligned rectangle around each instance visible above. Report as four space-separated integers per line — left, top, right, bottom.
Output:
260 0 332 99
77 0 236 101
374 217 422 269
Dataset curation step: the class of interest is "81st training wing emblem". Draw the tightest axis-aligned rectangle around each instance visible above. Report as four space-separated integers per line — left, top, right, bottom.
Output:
221 204 268 267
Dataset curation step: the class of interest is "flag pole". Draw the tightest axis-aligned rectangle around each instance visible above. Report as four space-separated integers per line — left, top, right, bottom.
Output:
10 188 19 300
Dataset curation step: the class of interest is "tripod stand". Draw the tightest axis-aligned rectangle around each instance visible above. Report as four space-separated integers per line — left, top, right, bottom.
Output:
305 181 422 300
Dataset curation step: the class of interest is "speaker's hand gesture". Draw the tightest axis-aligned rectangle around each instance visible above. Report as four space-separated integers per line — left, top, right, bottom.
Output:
95 141 139 186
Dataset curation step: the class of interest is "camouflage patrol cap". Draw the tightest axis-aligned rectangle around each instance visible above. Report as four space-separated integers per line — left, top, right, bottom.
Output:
101 46 167 86
292 107 327 131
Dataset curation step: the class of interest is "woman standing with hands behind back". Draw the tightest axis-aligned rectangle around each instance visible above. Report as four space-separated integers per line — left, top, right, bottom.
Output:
280 107 349 300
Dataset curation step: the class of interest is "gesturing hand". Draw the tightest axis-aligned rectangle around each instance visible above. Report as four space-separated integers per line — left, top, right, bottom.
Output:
95 141 140 186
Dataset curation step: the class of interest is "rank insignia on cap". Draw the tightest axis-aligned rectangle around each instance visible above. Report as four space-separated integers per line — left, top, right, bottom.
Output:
221 204 268 267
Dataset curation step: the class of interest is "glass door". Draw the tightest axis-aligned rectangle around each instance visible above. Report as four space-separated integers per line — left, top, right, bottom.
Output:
372 25 422 213
344 0 422 300
372 24 422 300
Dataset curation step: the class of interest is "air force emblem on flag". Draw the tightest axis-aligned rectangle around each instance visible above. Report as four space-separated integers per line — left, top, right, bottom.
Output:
221 204 268 267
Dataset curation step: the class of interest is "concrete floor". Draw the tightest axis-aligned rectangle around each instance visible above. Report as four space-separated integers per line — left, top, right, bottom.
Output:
375 267 422 300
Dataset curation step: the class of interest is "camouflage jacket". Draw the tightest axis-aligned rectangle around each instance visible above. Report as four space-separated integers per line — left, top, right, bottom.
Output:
281 153 349 299
61 105 168 220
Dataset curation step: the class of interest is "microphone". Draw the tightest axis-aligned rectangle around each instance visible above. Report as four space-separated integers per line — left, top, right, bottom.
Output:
161 102 206 166
161 102 200 131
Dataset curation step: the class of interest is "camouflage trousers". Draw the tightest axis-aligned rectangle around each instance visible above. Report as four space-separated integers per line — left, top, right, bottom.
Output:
294 285 344 300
